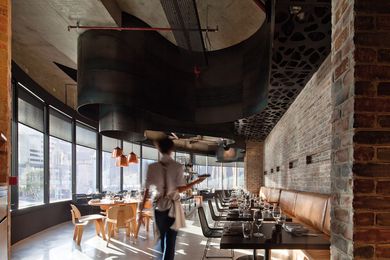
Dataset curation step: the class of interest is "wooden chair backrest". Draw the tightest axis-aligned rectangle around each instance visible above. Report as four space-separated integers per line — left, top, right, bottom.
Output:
144 199 153 209
121 205 135 220
70 204 82 219
70 209 77 225
106 206 120 220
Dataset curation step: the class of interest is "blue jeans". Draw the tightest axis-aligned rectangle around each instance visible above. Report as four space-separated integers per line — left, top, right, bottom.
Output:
155 209 177 260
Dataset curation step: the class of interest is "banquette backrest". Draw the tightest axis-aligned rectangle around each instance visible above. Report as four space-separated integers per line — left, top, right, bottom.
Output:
268 188 281 204
261 186 331 235
294 192 329 232
279 190 298 216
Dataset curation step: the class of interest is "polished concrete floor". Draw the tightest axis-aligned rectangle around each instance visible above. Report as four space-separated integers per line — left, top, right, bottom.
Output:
11 206 256 260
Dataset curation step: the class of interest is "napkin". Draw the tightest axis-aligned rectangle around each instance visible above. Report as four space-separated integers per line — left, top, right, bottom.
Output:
283 223 309 235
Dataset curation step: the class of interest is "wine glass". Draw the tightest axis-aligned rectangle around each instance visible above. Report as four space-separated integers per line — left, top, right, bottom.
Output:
253 210 264 238
272 205 282 223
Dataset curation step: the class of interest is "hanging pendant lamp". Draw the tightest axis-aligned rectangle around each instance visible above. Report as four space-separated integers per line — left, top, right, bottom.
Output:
112 146 123 158
128 152 139 164
116 154 129 167
127 142 139 164
112 139 123 158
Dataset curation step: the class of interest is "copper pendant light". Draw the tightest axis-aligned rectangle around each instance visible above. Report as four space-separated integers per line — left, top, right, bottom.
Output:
116 154 129 167
112 146 123 158
128 152 139 164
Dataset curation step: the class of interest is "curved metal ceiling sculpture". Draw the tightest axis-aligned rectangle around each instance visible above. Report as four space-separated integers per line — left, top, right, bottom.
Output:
76 0 274 143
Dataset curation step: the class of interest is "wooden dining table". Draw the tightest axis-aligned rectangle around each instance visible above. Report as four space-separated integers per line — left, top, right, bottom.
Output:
220 222 330 260
88 199 141 238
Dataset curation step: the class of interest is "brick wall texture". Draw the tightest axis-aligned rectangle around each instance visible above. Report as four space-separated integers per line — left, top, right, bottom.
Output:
263 56 332 194
261 0 390 258
352 0 390 259
330 0 355 258
0 0 11 184
245 141 263 194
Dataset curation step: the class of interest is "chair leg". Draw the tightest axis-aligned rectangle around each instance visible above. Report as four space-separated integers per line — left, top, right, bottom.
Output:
95 220 100 236
145 217 150 232
106 223 112 247
73 226 78 241
76 226 84 246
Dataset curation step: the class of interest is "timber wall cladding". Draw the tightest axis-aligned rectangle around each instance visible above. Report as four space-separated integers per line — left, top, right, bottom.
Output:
263 55 332 194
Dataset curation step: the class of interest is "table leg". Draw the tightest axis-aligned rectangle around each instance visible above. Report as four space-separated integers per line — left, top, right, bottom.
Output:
97 219 107 240
253 249 257 259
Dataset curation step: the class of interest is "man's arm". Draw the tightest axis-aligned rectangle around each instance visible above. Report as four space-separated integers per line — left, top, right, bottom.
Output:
177 177 206 193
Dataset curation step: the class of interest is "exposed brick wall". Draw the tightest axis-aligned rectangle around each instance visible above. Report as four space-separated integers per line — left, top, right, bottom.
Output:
244 141 263 194
353 0 390 258
263 55 332 194
0 0 11 183
330 0 355 258
0 0 11 258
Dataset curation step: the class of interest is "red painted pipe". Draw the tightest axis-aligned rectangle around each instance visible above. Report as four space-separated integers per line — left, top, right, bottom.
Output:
68 25 218 32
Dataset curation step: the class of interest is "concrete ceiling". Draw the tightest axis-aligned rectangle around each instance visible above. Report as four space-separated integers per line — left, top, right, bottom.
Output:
117 0 265 51
12 0 265 110
12 0 118 109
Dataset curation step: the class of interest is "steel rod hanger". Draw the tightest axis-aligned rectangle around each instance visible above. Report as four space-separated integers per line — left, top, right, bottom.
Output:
68 24 218 32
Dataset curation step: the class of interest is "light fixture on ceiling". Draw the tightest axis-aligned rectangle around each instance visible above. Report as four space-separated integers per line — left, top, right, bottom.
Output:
116 154 129 167
127 142 139 164
112 146 123 158
127 152 139 164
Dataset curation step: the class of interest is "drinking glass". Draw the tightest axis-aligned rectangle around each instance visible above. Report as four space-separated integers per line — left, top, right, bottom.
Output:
242 221 252 239
253 210 264 238
264 203 270 213
273 205 282 223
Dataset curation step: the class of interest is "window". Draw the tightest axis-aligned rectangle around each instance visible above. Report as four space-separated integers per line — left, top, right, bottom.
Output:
102 151 120 192
76 123 97 194
102 136 121 192
49 137 72 201
17 89 45 208
49 108 72 202
175 151 190 164
222 163 235 190
237 162 245 188
142 145 158 185
76 145 97 194
207 157 222 189
123 142 141 191
18 123 44 208
193 155 208 189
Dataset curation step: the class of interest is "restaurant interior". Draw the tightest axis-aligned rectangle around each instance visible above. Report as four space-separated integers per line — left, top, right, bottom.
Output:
0 0 389 259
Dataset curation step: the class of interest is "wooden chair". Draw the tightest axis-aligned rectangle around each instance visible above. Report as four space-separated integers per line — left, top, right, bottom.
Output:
70 204 106 246
106 205 135 246
136 199 154 237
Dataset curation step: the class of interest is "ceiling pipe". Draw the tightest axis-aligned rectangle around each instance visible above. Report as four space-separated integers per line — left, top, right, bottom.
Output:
68 23 218 32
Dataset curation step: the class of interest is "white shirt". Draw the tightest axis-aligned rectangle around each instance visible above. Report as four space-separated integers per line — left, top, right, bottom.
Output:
144 154 186 210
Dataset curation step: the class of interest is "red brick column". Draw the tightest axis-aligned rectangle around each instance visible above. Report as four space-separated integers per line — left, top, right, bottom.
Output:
0 0 11 183
353 1 390 258
0 0 11 257
244 141 264 194
331 0 390 258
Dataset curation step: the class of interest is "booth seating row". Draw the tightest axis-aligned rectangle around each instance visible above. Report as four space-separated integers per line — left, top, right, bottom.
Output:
259 186 331 260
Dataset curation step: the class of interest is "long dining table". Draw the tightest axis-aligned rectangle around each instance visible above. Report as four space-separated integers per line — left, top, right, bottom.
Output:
220 222 330 260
